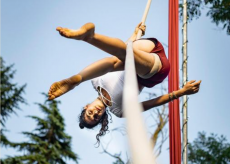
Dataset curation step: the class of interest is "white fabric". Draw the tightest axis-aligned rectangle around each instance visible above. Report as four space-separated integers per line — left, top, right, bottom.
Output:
138 53 161 79
123 41 156 164
91 71 124 118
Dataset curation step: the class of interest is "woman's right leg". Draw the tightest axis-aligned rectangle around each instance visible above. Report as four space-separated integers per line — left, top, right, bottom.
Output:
48 57 124 100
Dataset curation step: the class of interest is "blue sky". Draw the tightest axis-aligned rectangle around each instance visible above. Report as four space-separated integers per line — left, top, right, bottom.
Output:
2 0 230 164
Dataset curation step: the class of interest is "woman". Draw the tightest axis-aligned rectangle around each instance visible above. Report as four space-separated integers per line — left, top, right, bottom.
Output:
48 22 201 144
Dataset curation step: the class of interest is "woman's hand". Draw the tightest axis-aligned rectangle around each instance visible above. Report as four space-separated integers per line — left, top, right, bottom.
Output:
135 22 146 36
127 22 146 42
181 80 201 95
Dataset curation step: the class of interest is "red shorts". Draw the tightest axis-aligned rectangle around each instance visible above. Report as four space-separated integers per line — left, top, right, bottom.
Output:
137 38 170 88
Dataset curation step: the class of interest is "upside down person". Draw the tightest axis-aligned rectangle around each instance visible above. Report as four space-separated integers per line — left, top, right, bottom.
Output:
48 22 201 145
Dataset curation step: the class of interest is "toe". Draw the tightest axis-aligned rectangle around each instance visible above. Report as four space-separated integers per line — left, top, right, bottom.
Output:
56 27 62 31
59 31 68 37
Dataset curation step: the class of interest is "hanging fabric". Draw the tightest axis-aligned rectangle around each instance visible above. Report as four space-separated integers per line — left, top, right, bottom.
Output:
168 0 181 164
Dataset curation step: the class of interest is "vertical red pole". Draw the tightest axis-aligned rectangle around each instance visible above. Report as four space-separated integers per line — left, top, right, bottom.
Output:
168 0 181 164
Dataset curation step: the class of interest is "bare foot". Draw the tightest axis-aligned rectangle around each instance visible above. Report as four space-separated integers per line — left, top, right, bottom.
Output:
56 22 95 40
48 75 82 100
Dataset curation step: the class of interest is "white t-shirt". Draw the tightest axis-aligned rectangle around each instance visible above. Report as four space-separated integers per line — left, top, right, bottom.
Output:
91 71 124 118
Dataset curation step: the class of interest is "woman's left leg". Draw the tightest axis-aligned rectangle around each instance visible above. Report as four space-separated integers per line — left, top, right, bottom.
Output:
57 23 157 76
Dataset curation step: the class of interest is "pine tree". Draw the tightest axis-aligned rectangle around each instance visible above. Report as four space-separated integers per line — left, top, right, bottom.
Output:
2 94 79 164
0 57 27 147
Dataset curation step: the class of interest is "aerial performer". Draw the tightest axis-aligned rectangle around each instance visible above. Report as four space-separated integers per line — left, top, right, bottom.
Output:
48 22 201 144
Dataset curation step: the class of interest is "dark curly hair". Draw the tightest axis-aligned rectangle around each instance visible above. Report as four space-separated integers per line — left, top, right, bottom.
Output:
78 108 112 147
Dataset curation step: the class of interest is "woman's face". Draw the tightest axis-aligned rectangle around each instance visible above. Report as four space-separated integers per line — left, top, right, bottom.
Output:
84 98 106 125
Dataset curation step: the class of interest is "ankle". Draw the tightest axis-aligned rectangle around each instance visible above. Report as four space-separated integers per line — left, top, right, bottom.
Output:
82 22 95 42
83 33 95 42
69 75 82 86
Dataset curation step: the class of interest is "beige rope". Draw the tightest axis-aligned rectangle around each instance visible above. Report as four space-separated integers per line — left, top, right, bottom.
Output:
136 0 152 39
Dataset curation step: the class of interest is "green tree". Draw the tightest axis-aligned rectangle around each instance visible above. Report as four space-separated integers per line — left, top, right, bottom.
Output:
180 0 230 35
188 132 230 164
2 94 79 164
0 57 27 146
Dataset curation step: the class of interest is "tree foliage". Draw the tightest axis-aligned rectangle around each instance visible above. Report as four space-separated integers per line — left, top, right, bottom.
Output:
0 57 27 126
188 132 230 164
2 94 79 164
180 0 230 35
0 57 27 147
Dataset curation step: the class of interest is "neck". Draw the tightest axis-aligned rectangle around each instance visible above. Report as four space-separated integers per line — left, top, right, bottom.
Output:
98 96 111 107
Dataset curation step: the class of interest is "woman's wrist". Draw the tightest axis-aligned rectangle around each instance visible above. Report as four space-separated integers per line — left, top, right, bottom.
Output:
171 89 184 99
168 89 184 102
132 32 137 38
175 89 185 97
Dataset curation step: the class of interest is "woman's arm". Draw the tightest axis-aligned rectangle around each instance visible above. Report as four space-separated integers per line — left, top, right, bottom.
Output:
142 80 201 111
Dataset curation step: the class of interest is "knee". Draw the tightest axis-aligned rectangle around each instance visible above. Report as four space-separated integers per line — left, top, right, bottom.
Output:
132 40 155 52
